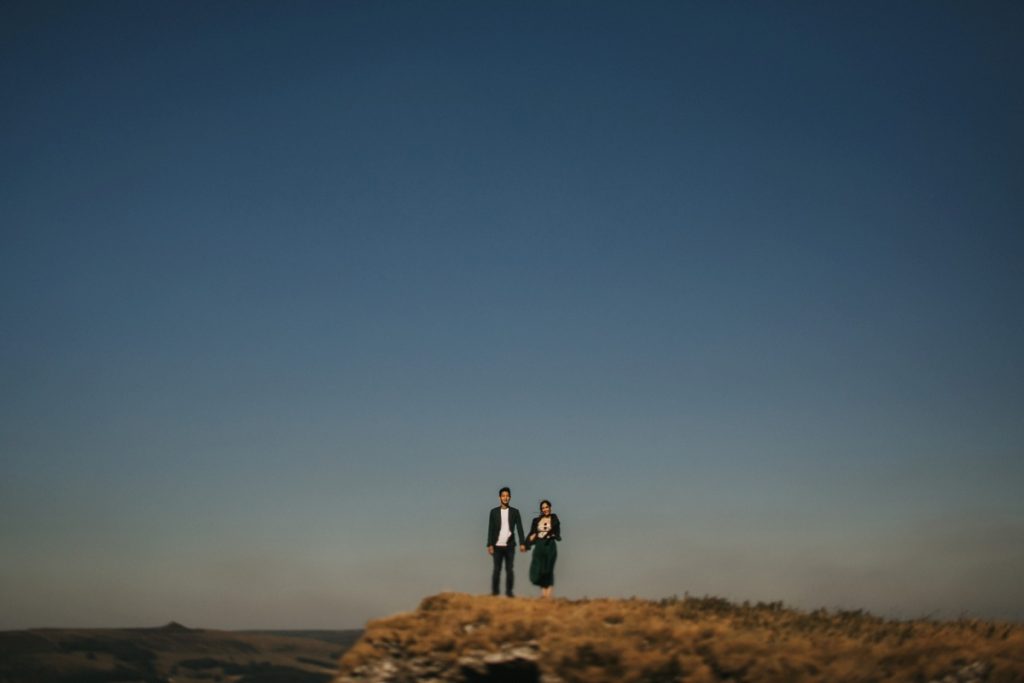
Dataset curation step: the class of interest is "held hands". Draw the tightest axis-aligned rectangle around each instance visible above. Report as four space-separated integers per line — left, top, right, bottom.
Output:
491 544 528 553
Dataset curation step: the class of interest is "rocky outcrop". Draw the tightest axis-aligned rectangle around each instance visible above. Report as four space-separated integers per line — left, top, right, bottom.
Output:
342 641 545 683
335 593 1023 683
928 660 991 683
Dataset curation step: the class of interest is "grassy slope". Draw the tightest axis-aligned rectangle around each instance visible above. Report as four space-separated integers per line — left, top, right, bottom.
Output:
338 593 1024 682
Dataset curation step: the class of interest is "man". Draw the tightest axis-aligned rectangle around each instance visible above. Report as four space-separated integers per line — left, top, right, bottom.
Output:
486 486 526 597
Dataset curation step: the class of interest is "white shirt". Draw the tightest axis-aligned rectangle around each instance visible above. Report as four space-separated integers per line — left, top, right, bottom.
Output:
497 507 511 546
537 516 552 539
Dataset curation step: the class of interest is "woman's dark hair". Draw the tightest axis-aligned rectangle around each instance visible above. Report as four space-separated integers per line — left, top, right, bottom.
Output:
499 486 511 496
539 499 551 511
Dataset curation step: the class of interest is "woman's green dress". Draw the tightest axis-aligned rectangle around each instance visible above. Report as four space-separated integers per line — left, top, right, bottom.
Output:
529 537 557 587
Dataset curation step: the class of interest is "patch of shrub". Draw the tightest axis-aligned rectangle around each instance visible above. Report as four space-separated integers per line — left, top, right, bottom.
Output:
641 655 687 683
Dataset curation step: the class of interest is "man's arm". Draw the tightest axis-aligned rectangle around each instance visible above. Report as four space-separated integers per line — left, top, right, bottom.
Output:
514 509 527 551
486 508 496 552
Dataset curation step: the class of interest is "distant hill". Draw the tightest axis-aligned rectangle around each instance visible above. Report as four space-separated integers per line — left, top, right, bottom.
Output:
0 624 361 683
335 592 1024 683
155 621 192 633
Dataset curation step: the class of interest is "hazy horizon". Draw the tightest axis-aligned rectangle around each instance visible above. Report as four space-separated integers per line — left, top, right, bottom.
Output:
2 1 1022 630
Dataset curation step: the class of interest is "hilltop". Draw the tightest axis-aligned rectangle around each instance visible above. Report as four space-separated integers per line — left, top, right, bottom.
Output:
336 593 1024 683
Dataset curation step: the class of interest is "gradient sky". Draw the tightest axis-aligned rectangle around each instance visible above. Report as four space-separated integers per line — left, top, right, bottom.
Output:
2 2 1023 630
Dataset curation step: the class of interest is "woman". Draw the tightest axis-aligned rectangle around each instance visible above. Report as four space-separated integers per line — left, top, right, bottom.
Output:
526 499 561 598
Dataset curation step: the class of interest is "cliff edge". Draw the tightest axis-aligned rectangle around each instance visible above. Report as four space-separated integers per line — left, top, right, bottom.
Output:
336 592 1023 683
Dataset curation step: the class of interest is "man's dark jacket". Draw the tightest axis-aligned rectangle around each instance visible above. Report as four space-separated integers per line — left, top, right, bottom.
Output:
487 506 525 547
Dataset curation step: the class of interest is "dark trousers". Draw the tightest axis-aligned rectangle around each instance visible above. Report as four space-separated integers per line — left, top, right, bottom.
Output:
491 544 515 596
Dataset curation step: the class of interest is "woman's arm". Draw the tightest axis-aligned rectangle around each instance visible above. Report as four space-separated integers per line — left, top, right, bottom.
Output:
526 516 539 546
551 514 562 541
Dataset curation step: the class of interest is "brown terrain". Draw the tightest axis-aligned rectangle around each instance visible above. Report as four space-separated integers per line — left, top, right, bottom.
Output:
4 594 1021 683
0 622 361 683
336 593 1024 683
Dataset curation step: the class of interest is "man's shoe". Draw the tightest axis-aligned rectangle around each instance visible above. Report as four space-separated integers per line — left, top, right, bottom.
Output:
506 593 515 598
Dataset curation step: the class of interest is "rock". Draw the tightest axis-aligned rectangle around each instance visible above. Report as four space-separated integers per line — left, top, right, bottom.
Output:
927 660 990 683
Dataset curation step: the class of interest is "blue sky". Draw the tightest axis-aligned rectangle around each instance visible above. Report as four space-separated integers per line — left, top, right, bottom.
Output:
2 1 1023 629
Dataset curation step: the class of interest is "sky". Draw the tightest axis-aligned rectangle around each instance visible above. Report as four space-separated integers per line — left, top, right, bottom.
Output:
1 1 1023 630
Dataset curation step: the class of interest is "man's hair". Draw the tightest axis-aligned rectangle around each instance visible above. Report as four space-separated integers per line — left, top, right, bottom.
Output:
499 486 511 496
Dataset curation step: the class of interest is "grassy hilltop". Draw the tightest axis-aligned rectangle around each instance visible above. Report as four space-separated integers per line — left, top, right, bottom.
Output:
336 593 1024 683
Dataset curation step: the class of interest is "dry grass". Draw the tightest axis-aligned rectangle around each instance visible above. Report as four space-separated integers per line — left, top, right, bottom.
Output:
337 593 1024 682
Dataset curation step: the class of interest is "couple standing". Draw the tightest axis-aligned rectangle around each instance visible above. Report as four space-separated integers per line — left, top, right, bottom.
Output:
486 486 561 599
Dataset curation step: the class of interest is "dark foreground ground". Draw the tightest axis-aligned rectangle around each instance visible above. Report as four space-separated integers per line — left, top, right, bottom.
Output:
0 622 362 683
